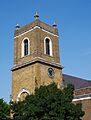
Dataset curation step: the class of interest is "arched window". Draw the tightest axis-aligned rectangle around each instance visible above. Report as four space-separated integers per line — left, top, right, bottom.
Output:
17 88 30 101
21 38 30 57
24 39 28 56
44 37 52 56
46 38 50 55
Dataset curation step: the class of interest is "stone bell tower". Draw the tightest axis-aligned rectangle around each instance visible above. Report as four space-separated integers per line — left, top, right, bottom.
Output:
12 12 62 101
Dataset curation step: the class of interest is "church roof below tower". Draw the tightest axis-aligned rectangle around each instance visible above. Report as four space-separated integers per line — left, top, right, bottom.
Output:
63 74 91 89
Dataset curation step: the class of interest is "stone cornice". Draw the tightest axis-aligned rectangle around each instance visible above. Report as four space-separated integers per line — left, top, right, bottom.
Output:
12 57 62 71
73 93 91 101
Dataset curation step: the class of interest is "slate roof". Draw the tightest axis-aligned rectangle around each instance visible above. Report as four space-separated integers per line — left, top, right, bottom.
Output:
63 74 91 89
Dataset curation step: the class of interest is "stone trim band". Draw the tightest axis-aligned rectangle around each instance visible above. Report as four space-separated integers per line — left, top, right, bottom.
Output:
14 25 59 39
73 93 91 101
12 57 62 71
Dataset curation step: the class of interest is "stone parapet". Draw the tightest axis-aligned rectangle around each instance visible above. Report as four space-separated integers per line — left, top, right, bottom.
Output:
14 19 58 37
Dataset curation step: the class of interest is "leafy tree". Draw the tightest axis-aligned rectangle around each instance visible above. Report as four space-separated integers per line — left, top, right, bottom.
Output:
12 83 84 120
0 99 10 119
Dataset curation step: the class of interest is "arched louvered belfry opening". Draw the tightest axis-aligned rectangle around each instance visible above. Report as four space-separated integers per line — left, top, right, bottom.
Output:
21 37 30 57
44 37 52 56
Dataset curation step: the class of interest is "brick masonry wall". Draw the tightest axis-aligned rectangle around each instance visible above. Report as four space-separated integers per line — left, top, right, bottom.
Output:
82 99 91 120
75 87 91 96
14 19 60 65
74 99 91 120
74 88 91 120
14 30 60 65
12 62 62 101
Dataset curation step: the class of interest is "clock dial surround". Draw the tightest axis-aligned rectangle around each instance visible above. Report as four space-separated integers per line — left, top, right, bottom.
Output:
48 68 54 78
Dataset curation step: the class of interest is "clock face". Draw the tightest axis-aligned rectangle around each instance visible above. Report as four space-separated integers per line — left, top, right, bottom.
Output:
48 68 54 78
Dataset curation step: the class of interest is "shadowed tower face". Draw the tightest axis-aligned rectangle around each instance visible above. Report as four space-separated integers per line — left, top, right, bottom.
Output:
12 13 62 101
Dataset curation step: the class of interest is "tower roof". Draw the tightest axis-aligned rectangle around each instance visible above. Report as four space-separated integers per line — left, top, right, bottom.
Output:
14 19 58 37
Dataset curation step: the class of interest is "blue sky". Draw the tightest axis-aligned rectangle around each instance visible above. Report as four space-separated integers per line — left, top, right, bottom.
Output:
0 0 91 102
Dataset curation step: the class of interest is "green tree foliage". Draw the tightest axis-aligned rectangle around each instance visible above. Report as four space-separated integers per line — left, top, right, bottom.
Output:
12 83 84 120
0 99 10 119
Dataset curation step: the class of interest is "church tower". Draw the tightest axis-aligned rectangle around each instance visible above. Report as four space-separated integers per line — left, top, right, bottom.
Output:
12 13 62 101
